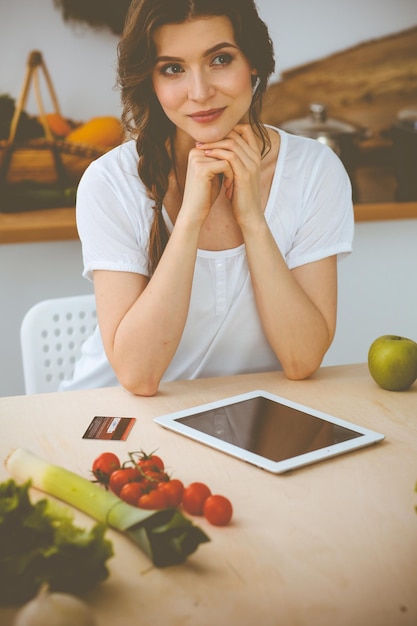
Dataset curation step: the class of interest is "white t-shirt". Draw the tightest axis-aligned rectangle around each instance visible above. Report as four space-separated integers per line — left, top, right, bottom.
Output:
60 128 354 391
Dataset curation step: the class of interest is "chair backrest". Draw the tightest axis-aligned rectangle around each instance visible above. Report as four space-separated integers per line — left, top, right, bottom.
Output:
20 294 97 394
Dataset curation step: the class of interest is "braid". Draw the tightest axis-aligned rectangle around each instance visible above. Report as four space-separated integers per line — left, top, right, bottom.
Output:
136 113 172 276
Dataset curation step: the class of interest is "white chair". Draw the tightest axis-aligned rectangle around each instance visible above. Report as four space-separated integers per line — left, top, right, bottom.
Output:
20 294 97 394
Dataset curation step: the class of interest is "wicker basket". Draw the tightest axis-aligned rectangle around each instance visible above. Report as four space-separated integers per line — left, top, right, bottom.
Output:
0 51 110 212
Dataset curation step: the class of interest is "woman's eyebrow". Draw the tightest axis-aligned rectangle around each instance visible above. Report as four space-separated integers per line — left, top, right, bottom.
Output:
204 42 238 56
155 42 238 64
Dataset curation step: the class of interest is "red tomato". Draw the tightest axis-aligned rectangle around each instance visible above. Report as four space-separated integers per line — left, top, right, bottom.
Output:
119 481 148 506
138 489 168 510
141 468 169 487
203 495 233 526
137 454 165 471
109 467 141 495
158 479 184 507
92 452 121 485
182 482 211 515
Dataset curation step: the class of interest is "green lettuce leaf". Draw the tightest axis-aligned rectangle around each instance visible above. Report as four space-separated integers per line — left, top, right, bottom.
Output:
0 479 113 606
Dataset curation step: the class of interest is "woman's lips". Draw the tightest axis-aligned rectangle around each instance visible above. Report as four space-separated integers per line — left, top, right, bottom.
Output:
188 108 226 123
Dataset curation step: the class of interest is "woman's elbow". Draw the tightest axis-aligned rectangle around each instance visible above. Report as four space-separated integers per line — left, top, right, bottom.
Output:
284 366 317 381
117 369 161 397
281 354 323 381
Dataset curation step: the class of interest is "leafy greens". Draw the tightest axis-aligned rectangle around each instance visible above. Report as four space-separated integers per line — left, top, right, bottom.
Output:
0 479 113 606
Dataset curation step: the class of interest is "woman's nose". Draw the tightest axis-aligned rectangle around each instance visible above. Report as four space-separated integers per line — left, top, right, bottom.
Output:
188 70 215 101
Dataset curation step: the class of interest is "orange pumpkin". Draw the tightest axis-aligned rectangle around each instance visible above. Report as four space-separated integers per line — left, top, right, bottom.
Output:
45 113 73 137
66 116 124 148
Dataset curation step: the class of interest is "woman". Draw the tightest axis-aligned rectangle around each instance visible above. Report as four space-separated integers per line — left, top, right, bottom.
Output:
61 0 354 395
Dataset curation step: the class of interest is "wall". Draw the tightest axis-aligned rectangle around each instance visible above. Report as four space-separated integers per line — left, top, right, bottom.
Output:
1 1 417 396
0 0 121 121
322 219 417 368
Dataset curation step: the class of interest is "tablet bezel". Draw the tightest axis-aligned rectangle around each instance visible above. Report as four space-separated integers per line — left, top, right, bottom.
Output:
153 389 385 473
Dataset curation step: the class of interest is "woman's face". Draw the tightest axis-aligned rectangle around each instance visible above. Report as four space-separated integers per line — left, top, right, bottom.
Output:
152 16 255 145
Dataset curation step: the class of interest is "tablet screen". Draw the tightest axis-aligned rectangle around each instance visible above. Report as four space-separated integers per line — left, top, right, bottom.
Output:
154 390 385 473
176 396 361 463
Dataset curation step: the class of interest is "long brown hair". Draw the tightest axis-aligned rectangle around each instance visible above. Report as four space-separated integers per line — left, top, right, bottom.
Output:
117 0 275 275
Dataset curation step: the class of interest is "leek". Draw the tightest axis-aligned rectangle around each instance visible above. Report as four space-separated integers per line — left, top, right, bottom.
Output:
5 448 209 567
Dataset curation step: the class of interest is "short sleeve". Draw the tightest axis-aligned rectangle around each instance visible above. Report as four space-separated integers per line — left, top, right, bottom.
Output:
284 141 354 270
76 147 152 281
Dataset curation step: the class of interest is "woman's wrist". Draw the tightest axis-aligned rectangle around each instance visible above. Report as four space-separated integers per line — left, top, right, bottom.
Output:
175 204 206 234
239 212 269 240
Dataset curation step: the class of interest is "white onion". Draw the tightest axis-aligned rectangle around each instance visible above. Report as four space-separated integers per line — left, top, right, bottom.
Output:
14 586 97 626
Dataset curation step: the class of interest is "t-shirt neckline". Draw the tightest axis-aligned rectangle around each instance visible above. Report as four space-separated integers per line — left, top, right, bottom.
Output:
162 126 286 258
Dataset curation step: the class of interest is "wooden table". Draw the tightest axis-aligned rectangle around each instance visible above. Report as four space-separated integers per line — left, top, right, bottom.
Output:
0 363 416 626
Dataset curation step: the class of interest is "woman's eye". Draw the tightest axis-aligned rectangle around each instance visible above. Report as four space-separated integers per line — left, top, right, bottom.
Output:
161 64 184 76
212 53 233 67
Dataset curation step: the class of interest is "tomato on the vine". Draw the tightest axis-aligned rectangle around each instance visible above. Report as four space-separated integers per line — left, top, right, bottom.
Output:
90 450 233 522
92 452 121 485
140 468 169 486
119 481 149 506
203 495 233 526
137 453 165 472
129 450 165 470
109 467 141 495
182 482 211 515
138 489 168 510
158 479 184 507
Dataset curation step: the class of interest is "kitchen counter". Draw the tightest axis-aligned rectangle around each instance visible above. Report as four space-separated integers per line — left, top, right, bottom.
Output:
1 202 417 244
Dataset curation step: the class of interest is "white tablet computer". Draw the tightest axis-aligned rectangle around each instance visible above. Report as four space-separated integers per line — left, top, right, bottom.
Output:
154 390 385 473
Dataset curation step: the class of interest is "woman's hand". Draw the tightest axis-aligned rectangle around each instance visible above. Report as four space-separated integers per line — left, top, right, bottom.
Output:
180 146 227 225
194 123 263 227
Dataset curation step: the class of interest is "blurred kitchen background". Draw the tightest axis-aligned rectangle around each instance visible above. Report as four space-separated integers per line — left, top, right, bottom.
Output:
0 0 417 395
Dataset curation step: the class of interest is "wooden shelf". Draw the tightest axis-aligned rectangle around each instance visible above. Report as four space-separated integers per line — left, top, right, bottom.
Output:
0 207 78 244
1 202 417 245
354 202 417 222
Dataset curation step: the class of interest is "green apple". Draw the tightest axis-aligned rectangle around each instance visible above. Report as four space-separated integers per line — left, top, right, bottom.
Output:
368 335 417 391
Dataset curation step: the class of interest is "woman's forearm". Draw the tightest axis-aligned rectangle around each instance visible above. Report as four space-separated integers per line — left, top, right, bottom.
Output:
104 215 201 395
242 219 336 380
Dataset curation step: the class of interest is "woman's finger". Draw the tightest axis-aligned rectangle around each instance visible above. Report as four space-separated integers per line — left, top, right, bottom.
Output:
228 123 259 152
